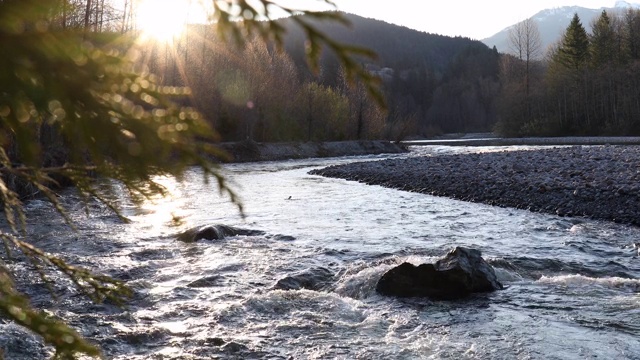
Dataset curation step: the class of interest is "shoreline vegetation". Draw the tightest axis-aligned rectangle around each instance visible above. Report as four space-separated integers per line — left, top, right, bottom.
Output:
216 135 640 163
217 140 408 163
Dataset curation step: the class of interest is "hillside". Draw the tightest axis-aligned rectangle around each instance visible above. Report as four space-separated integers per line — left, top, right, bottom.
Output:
280 13 484 74
279 13 501 135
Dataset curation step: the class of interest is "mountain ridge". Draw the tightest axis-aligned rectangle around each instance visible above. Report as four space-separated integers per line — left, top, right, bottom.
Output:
483 2 640 55
280 12 483 74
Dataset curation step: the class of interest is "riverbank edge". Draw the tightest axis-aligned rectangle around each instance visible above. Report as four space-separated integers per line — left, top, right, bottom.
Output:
216 140 408 163
402 136 640 147
310 145 640 227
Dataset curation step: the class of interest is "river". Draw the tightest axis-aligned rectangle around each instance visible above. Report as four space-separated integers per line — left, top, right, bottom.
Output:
1 146 639 359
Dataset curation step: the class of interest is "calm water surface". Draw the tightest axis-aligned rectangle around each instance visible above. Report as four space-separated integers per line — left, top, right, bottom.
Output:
1 146 639 359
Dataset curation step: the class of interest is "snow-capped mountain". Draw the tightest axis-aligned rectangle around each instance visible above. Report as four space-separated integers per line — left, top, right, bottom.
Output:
483 2 640 56
615 1 640 9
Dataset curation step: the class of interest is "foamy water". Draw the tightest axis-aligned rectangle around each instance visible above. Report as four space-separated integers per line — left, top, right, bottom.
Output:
1 146 639 359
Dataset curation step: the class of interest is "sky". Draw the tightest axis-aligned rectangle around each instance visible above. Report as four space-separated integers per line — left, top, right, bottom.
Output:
328 0 625 39
129 1 632 41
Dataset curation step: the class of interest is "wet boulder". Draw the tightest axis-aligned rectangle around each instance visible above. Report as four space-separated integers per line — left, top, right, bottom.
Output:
0 323 49 360
274 267 334 291
177 225 264 242
376 247 503 300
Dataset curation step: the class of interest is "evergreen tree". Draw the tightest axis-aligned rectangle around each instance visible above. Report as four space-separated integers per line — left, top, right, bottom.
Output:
590 10 617 67
624 9 640 61
556 13 591 72
545 14 592 134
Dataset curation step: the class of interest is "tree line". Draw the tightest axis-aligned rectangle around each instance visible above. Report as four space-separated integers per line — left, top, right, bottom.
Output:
142 25 388 142
279 14 502 138
8 1 503 141
496 8 640 136
21 1 640 141
141 14 503 142
3 0 132 32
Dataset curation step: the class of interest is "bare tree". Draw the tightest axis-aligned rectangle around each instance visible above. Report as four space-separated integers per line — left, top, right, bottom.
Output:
509 18 542 90
61 0 67 29
338 67 385 139
84 0 92 30
508 17 542 110
121 0 130 32
509 18 543 60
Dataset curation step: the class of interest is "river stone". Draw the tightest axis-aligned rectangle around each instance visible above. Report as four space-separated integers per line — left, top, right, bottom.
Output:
273 267 334 291
0 324 48 360
187 275 222 288
177 224 264 242
376 247 503 300
222 341 249 353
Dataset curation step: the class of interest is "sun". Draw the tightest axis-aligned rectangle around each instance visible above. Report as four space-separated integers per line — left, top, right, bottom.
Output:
135 0 193 42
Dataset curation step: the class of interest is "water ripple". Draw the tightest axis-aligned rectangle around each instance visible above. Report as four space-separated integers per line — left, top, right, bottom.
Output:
4 148 640 359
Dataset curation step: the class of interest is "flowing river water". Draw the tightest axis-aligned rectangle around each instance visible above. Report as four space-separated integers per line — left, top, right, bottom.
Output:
1 146 640 359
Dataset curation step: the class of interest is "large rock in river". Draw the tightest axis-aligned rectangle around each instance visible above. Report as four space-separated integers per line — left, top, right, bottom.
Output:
177 225 264 242
376 247 503 300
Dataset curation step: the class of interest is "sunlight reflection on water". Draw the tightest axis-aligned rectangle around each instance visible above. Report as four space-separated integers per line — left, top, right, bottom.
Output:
110 148 640 358
7 146 640 359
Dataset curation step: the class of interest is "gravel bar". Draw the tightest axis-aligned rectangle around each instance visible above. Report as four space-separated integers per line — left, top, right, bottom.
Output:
310 146 640 226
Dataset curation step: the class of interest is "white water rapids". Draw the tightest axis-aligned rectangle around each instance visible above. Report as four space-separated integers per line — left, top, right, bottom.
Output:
1 146 639 359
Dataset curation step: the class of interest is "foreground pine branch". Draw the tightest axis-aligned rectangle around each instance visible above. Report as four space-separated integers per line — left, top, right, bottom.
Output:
0 1 381 358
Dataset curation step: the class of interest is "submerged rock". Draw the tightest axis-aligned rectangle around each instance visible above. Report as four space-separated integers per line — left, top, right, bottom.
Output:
187 275 222 288
376 247 503 300
222 341 249 353
0 323 49 360
177 224 264 242
274 267 334 291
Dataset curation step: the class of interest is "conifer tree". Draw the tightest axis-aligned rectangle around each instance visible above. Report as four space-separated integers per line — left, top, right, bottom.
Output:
556 13 591 72
590 10 617 67
624 8 640 61
545 14 592 133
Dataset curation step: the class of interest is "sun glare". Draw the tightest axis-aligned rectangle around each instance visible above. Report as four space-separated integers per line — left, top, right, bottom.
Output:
136 0 194 41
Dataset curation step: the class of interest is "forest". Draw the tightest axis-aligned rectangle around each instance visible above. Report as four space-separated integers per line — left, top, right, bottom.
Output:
496 9 640 137
1 0 502 141
131 8 640 140
145 13 502 142
142 8 640 140
5 1 640 145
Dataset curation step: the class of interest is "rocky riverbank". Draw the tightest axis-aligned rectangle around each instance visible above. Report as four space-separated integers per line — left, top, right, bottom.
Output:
310 145 640 226
217 140 407 163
